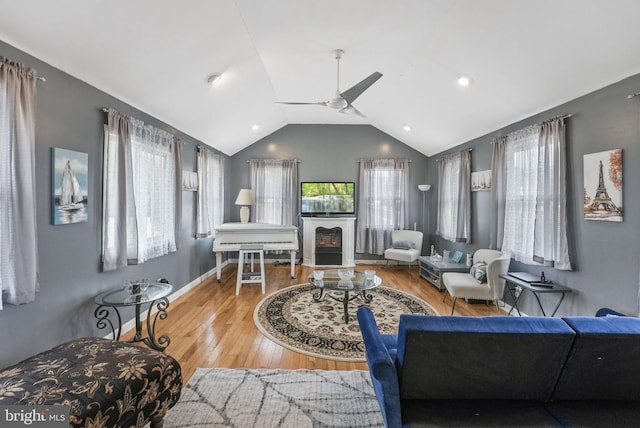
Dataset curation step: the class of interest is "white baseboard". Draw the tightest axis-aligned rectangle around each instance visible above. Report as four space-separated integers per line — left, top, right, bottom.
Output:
230 258 387 266
501 300 527 317
358 259 392 265
110 260 228 339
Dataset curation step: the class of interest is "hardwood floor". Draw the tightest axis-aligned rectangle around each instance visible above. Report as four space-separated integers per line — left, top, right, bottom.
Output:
123 263 505 382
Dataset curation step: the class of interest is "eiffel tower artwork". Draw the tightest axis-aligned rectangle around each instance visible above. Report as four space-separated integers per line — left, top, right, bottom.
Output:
590 160 617 211
584 149 623 222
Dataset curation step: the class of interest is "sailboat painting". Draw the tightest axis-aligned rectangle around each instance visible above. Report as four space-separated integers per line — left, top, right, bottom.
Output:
52 148 88 225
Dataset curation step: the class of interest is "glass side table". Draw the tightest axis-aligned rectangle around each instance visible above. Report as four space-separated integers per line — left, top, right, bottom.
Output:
94 282 173 352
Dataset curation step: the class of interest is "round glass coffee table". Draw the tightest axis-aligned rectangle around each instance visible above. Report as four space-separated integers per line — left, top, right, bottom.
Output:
309 269 381 324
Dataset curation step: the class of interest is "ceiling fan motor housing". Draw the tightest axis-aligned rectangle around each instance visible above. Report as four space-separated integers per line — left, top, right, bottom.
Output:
275 48 381 117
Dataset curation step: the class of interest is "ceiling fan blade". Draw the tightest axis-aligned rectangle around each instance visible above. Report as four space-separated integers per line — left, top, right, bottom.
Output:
275 101 328 106
339 104 366 118
339 72 382 104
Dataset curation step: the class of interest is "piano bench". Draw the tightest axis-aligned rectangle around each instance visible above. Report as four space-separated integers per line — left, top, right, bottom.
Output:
236 244 266 295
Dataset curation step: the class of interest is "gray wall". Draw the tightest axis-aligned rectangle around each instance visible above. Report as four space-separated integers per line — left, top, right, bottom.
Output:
3 36 639 367
428 74 640 317
228 124 431 260
0 41 228 367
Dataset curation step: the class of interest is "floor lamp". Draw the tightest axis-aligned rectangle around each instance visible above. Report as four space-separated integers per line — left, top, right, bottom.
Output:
418 184 431 233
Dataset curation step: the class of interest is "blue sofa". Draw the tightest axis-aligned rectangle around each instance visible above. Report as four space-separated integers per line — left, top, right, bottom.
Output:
357 306 640 427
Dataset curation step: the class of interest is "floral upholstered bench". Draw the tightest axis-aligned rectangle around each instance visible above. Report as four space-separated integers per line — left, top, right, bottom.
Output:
0 337 182 428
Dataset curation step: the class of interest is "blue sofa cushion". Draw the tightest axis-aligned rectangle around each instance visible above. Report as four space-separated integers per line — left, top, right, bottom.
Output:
552 316 640 401
546 401 640 427
396 315 576 401
595 307 626 317
357 307 402 428
403 400 562 427
381 333 398 361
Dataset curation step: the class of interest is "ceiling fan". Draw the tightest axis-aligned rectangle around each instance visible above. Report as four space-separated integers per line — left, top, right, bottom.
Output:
275 49 382 118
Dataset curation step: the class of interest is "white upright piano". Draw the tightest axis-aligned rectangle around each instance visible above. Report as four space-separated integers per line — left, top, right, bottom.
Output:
213 222 299 281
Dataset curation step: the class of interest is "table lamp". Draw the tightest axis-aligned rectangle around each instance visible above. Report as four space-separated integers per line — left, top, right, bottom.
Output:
235 189 255 223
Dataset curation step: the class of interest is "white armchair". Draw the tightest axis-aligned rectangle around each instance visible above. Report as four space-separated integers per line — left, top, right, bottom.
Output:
442 249 511 315
383 230 423 274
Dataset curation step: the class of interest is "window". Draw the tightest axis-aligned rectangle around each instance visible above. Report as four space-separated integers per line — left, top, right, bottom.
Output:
250 159 298 226
0 57 39 309
356 159 409 255
491 118 570 269
196 147 224 238
436 150 471 243
500 127 539 261
102 110 181 271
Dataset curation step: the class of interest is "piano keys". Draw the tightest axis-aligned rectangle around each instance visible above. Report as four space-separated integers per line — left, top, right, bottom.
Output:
213 222 299 281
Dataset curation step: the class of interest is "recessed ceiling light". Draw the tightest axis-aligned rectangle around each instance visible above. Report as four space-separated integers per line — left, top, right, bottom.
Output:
403 124 412 132
206 72 222 86
251 124 260 131
457 74 472 87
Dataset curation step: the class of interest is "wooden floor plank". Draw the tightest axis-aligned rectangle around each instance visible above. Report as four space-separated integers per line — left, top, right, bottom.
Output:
121 263 504 382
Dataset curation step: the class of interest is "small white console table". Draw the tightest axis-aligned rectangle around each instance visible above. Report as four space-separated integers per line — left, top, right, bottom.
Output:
302 217 356 267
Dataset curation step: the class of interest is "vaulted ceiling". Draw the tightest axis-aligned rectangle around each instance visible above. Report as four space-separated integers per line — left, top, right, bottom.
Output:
2 1 640 156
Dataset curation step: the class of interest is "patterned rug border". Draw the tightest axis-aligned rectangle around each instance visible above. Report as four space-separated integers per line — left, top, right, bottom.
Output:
253 283 439 362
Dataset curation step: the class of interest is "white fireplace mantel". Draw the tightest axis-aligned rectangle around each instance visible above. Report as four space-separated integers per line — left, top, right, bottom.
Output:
302 217 356 267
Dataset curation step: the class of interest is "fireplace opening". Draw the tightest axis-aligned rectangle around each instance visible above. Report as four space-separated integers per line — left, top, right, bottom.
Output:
315 227 342 265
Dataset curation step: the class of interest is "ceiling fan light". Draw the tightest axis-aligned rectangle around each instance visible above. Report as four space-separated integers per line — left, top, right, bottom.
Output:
457 74 472 87
327 97 348 110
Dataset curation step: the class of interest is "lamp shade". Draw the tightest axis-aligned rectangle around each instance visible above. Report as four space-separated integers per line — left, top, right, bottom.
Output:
235 189 255 206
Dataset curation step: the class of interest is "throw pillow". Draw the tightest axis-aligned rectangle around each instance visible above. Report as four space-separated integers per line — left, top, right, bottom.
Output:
470 261 487 283
392 240 415 250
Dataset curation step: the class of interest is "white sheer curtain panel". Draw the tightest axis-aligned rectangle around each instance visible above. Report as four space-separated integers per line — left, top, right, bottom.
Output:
250 159 298 225
356 159 409 255
500 126 539 262
196 147 224 238
128 118 177 263
491 118 570 269
0 57 39 309
102 110 179 271
436 150 471 243
534 119 570 269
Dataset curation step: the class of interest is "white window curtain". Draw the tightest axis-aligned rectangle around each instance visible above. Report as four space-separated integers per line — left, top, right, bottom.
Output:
498 127 539 261
0 57 39 309
102 109 181 271
490 118 571 269
356 159 409 255
436 150 471 243
196 146 224 238
250 159 298 225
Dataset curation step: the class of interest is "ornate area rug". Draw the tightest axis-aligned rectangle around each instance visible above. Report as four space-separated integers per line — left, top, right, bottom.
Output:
163 368 384 428
254 283 438 361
